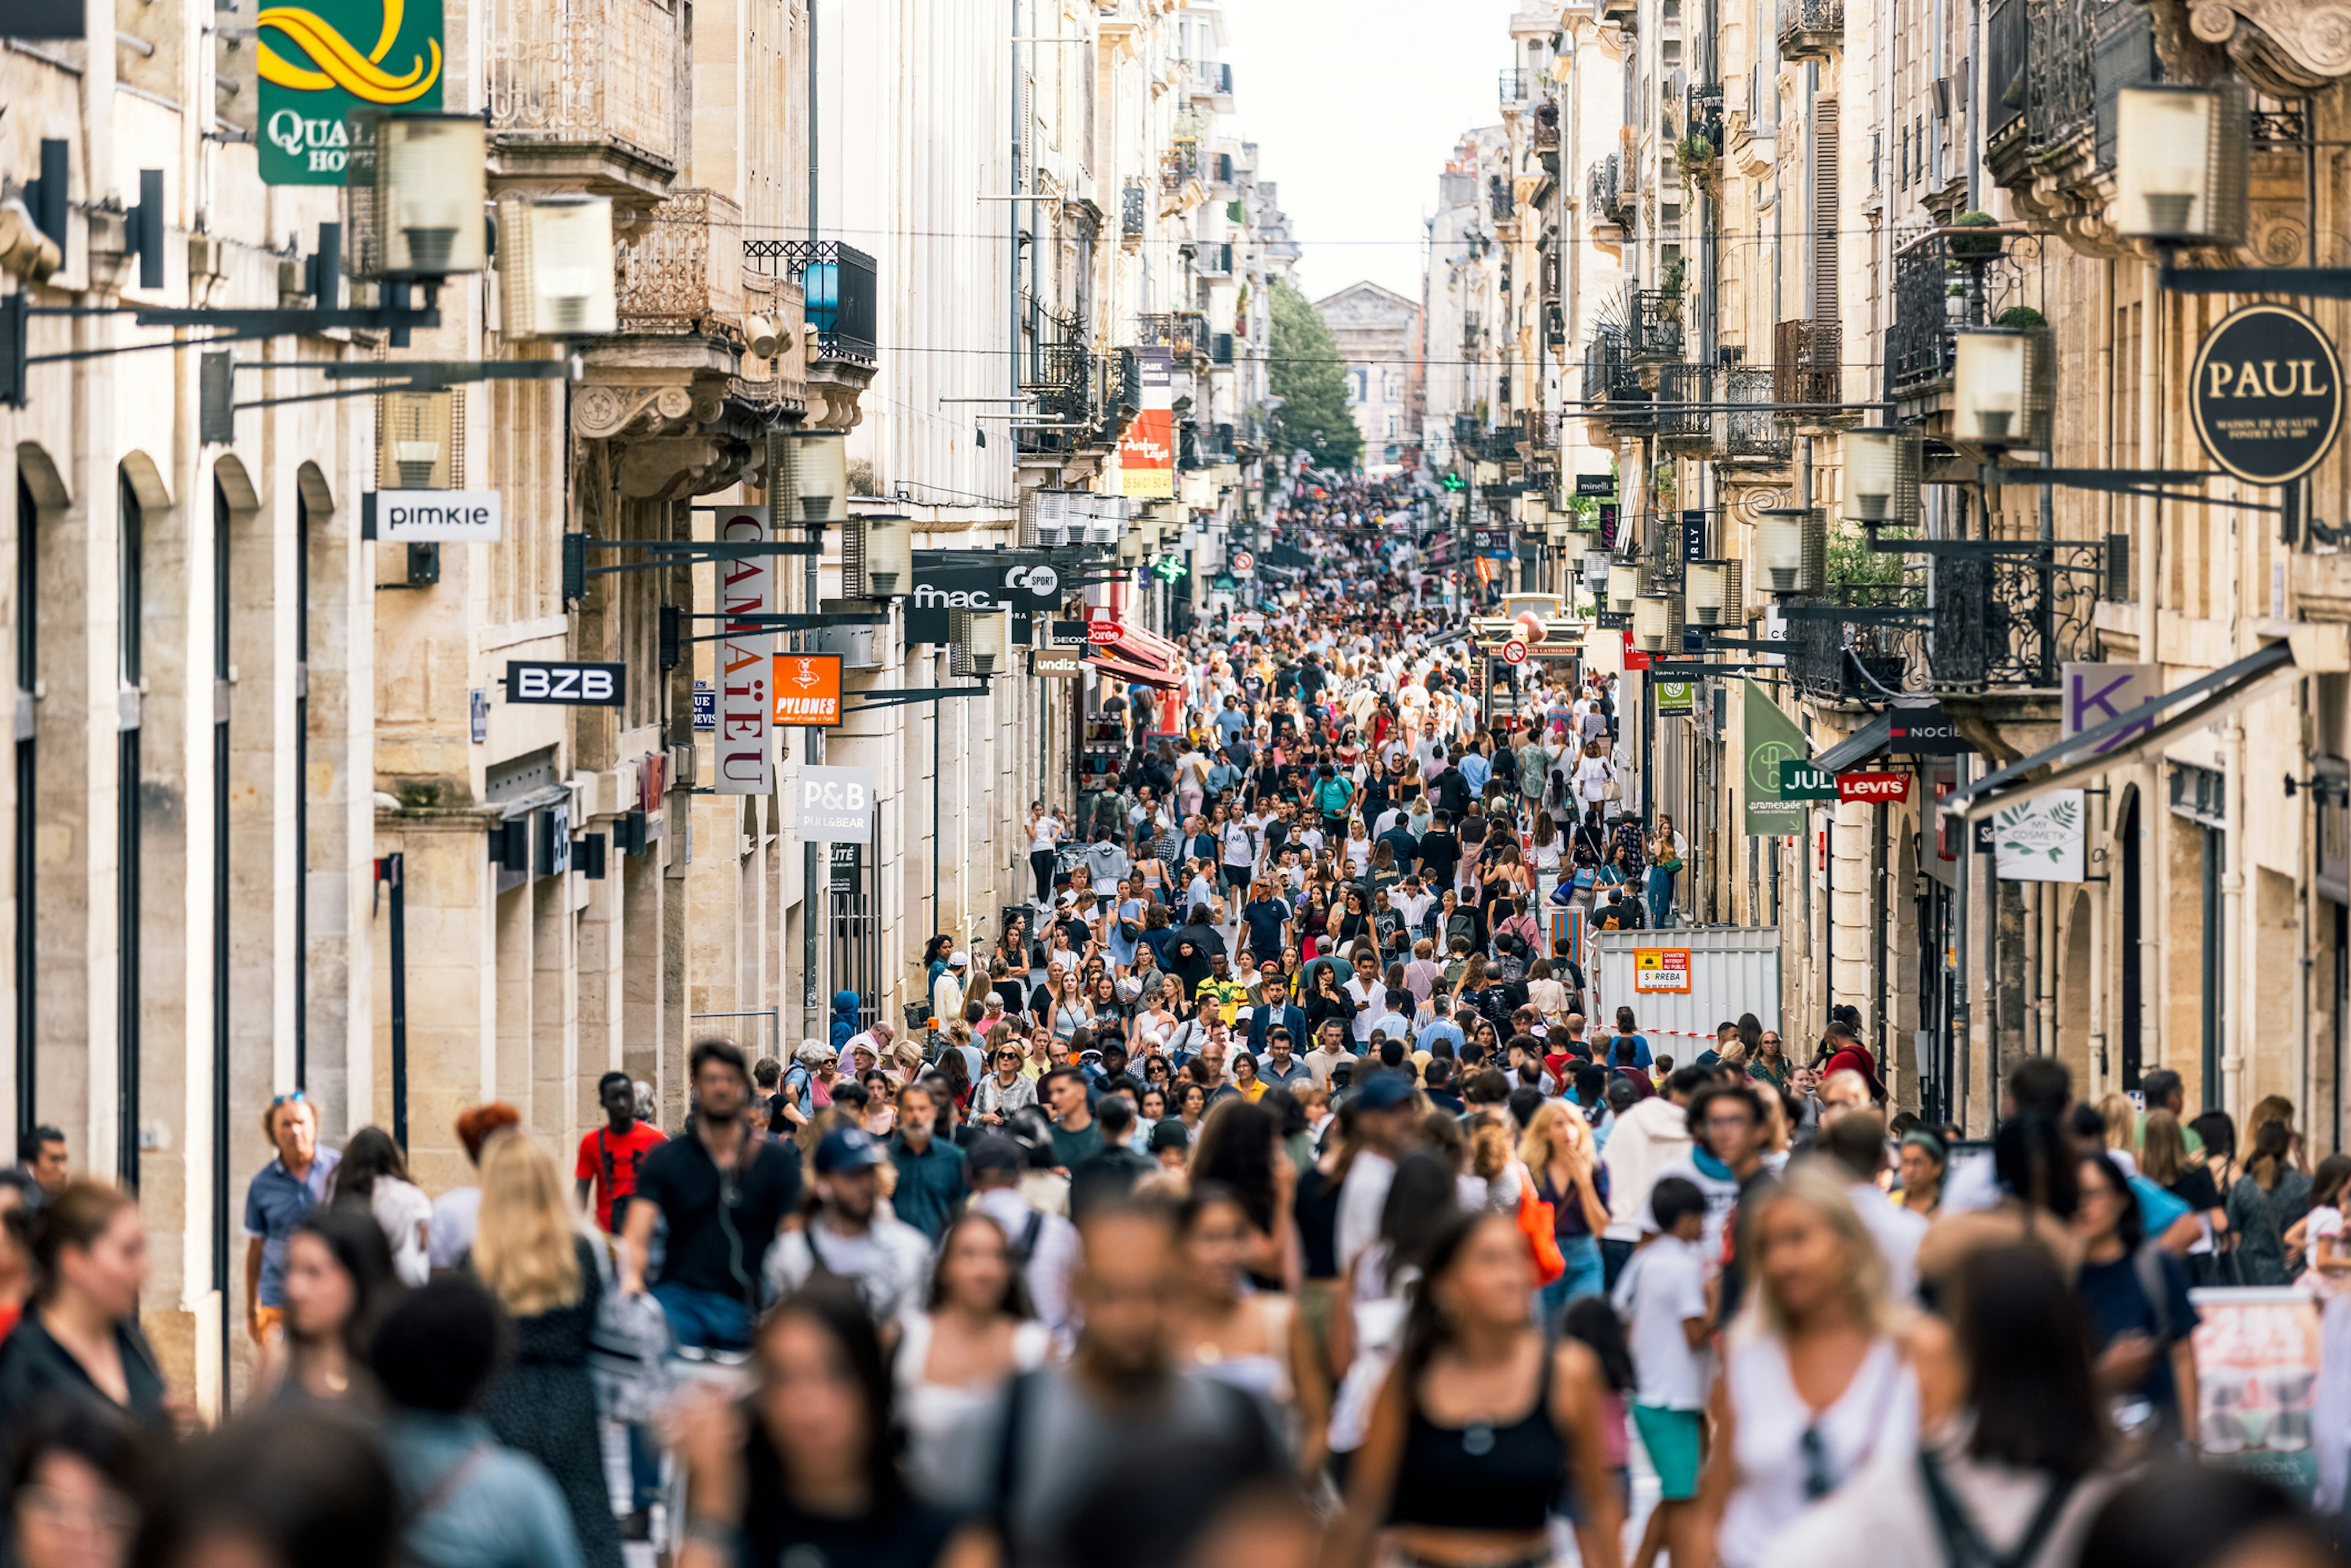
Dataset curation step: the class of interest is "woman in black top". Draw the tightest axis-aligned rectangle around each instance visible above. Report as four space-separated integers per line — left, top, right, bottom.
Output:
1302 963 1359 1035
0 1184 173 1439
1324 1209 1624 1568
1333 887 1380 958
675 1281 989 1568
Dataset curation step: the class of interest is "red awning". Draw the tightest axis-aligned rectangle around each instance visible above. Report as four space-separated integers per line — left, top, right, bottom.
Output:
1086 650 1185 691
1085 612 1183 673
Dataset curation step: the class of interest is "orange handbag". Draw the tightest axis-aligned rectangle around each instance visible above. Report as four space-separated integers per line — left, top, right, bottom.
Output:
1518 1179 1567 1286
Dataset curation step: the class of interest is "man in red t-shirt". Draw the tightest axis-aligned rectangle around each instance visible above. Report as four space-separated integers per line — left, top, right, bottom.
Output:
576 1071 666 1232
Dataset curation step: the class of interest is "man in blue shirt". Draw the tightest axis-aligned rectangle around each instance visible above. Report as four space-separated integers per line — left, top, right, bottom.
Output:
1417 994 1467 1057
1459 741 1492 795
1604 1007 1654 1072
1213 696 1250 750
1239 886 1293 966
242 1094 340 1347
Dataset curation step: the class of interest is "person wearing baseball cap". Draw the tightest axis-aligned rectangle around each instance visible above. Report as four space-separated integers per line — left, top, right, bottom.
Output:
762 1127 933 1323
931 954 969 1038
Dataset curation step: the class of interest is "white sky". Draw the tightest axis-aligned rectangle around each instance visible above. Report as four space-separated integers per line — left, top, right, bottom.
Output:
1220 0 1524 305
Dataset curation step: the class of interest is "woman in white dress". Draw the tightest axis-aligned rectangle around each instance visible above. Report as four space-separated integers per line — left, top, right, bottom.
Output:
1695 1160 1942 1568
896 1210 1052 1502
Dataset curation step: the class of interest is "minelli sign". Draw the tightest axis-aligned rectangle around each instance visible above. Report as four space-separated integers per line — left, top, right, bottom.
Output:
713 509 773 795
2191 302 2343 486
1837 771 1911 804
258 0 446 185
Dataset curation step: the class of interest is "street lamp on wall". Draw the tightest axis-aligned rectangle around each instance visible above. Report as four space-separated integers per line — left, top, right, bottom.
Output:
354 113 489 277
500 196 619 338
1755 507 1825 595
1952 327 2052 449
1840 427 1921 526
2113 83 2249 247
1632 592 1684 652
1607 562 1641 614
949 607 1011 679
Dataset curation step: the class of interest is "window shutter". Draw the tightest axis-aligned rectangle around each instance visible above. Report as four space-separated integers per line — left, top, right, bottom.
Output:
1810 99 1840 323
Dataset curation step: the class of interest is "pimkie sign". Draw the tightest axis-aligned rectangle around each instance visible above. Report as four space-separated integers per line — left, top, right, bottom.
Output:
2190 302 2342 486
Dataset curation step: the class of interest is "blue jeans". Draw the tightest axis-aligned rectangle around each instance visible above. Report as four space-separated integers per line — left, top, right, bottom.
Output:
1539 1234 1606 1327
1646 865 1676 928
651 1281 754 1353
625 1422 662 1512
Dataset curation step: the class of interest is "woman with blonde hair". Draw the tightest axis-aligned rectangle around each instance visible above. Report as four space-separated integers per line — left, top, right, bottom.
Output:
470 1131 623 1568
1693 1160 1950 1568
1523 1100 1610 1318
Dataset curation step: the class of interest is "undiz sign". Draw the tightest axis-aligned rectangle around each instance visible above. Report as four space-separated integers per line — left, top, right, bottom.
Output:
2190 302 2343 486
368 488 501 541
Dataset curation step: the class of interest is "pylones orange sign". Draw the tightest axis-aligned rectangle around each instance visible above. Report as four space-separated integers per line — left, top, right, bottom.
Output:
771 653 845 726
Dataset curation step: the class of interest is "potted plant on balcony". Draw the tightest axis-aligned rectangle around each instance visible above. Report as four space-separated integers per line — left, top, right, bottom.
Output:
1947 210 2003 259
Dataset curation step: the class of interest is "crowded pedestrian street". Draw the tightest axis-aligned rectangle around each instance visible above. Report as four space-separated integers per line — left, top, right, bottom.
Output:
15 0 2351 1559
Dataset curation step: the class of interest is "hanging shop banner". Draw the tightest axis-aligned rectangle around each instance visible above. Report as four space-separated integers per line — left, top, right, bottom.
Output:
1779 759 1839 800
714 508 773 795
257 0 446 185
2188 1288 2322 1498
2063 662 2159 756
795 765 876 844
1633 948 1692 992
1575 473 1616 497
1837 771 1911 805
1596 503 1620 550
361 489 501 542
2190 303 2342 486
1621 629 1650 672
1888 699 1971 756
906 551 1063 643
1118 348 1176 498
504 661 624 706
1471 527 1515 560
1990 789 2087 880
1743 678 1811 838
1655 679 1695 716
770 653 844 727
1681 509 1708 563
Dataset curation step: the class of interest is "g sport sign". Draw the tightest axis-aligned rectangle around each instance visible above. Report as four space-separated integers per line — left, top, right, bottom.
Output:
797 765 877 844
2190 302 2343 486
770 653 844 727
505 661 624 707
362 489 501 542
258 0 445 185
905 551 1065 643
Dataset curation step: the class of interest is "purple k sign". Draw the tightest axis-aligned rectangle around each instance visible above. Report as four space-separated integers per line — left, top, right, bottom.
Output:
2063 662 2157 754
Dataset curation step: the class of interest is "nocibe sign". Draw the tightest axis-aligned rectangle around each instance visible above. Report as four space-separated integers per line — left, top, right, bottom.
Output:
2190 302 2343 486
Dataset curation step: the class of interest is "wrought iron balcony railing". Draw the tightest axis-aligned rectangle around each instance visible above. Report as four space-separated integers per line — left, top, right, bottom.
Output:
753 238 877 364
1019 299 1093 457
1633 290 1686 362
1657 362 1715 453
1773 317 1840 409
1161 140 1203 196
1724 367 1793 463
1777 0 1844 58
1195 241 1234 277
1929 541 2105 690
1580 329 1652 428
1588 157 1625 229
1785 582 1929 701
1889 234 1958 396
1984 0 2153 195
1500 68 1531 106
1138 311 1209 364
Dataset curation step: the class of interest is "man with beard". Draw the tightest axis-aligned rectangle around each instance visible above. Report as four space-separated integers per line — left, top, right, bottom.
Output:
762 1125 934 1329
621 1038 803 1352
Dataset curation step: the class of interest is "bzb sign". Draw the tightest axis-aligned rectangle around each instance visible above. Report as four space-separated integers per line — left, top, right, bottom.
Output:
2190 303 2343 486
505 661 624 707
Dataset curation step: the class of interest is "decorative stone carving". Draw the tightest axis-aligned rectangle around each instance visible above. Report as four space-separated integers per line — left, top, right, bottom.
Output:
2147 0 2351 93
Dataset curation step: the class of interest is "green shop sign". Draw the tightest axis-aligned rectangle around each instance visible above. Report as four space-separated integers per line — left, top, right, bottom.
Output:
258 0 445 184
1655 679 1695 716
1778 759 1837 800
1742 679 1810 836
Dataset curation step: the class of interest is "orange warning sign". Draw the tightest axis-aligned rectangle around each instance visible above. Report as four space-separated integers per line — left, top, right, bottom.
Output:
771 653 844 726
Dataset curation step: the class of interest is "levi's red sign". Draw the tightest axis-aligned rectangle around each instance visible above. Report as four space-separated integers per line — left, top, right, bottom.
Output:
1086 619 1123 646
1838 771 1911 804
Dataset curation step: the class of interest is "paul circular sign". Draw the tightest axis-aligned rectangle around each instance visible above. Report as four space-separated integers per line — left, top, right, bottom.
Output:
2189 302 2343 486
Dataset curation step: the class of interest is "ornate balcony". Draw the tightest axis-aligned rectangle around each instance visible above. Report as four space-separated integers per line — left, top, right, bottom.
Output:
746 236 876 432
1019 300 1095 460
1588 157 1629 242
1632 290 1685 363
1724 367 1793 465
486 0 683 207
1888 234 1958 398
1929 541 2106 690
1773 318 1842 411
1776 0 1844 59
1139 310 1210 366
1657 362 1717 454
1786 582 1930 702
1581 329 1652 432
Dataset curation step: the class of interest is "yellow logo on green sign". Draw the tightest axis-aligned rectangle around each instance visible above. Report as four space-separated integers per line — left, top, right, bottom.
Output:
258 0 443 184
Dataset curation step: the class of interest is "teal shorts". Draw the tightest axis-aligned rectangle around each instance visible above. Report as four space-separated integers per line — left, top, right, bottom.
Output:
1632 1403 1704 1501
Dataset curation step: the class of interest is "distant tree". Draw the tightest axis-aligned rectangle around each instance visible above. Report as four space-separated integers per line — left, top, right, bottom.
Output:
1268 281 1365 470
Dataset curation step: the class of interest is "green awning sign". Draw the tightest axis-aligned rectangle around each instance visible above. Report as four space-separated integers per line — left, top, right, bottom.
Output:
1656 679 1695 716
1779 759 1837 800
258 0 446 185
1742 679 1810 836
